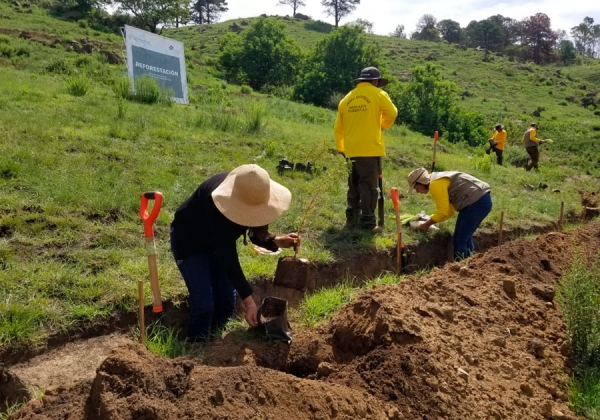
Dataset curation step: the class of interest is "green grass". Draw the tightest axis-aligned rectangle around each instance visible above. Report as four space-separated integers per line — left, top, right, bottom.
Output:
0 3 599 349
143 321 204 359
557 253 600 418
296 282 357 327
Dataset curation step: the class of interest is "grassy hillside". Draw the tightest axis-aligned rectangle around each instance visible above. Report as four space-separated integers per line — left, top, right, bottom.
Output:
168 15 600 175
0 3 599 347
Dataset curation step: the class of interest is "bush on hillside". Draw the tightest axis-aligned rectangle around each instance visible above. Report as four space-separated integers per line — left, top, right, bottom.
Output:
389 64 488 146
218 17 303 91
66 74 92 96
293 25 387 108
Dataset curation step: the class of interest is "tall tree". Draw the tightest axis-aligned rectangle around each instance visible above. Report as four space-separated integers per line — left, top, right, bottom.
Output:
415 14 436 33
294 25 385 107
389 24 406 39
436 19 461 44
321 0 359 27
191 0 228 24
116 0 189 33
522 13 557 64
277 0 305 16
488 15 521 47
558 40 577 65
412 14 439 42
218 17 303 90
347 18 373 34
571 17 600 57
464 18 503 51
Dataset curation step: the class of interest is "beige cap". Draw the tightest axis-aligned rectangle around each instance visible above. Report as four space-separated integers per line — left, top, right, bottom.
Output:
407 167 431 193
212 164 292 227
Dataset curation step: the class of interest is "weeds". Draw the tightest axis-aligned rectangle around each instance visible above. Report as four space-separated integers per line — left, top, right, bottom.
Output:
66 74 92 96
243 101 267 134
556 253 600 416
143 321 203 359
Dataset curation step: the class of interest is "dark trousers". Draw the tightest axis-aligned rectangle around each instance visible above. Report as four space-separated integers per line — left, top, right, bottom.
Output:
453 193 492 261
171 227 236 342
492 148 503 165
346 157 380 228
525 146 539 171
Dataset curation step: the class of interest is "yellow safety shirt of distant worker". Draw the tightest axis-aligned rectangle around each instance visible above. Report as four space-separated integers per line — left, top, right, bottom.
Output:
334 82 398 158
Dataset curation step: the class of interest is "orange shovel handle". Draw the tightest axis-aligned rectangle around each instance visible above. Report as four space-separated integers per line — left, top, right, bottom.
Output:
140 191 163 237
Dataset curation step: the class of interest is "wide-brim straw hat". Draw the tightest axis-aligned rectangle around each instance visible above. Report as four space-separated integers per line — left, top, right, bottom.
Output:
212 164 291 227
407 167 431 194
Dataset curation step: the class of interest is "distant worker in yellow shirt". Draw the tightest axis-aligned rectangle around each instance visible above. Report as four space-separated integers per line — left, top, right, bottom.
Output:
334 67 398 233
522 122 546 171
485 124 507 165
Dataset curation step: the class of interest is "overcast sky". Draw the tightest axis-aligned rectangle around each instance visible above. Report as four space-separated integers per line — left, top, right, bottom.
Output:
221 0 600 37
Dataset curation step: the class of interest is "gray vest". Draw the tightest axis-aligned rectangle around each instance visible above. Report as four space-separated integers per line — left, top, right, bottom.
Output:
430 171 491 211
523 128 538 148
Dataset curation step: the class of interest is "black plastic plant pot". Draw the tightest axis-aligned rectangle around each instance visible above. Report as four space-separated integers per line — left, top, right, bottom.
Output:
257 296 293 344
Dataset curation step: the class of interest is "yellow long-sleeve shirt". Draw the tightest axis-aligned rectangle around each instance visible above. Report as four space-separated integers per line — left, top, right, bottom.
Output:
429 177 456 223
334 82 398 158
522 127 541 147
491 129 507 150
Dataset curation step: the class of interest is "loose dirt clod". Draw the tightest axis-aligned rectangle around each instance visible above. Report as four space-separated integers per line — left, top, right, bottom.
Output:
9 222 600 419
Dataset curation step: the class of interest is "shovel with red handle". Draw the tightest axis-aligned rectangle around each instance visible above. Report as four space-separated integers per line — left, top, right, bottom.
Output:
390 187 404 272
431 131 439 172
140 191 163 314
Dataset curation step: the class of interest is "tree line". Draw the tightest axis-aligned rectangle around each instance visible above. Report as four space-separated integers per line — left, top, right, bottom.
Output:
398 13 600 64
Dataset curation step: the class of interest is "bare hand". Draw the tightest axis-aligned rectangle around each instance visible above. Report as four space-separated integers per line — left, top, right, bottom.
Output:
275 233 301 251
245 304 258 327
418 220 433 231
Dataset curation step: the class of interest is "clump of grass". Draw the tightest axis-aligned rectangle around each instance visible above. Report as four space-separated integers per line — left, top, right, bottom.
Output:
66 74 92 96
556 252 600 416
112 75 173 105
143 321 203 359
243 101 267 134
297 282 356 326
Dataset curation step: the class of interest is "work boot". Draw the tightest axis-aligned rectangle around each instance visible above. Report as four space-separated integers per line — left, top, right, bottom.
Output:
485 147 491 155
371 226 383 234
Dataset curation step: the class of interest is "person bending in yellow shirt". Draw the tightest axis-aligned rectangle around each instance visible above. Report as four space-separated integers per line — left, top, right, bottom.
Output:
485 124 507 165
407 167 492 261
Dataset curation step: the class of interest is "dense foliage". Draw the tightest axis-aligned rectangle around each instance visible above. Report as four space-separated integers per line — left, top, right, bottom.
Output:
293 25 384 108
390 64 487 146
218 17 303 91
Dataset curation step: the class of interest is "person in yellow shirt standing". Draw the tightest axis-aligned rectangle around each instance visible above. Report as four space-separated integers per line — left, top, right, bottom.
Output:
334 67 398 233
522 122 546 171
485 124 507 165
407 167 492 261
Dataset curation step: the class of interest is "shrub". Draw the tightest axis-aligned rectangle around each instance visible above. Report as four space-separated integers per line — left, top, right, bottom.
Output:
45 58 73 75
557 253 600 373
66 74 92 96
240 85 252 94
219 17 303 91
78 19 88 28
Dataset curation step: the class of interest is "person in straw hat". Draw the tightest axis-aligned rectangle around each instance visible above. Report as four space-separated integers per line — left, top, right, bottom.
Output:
407 167 492 261
170 164 300 342
334 66 398 233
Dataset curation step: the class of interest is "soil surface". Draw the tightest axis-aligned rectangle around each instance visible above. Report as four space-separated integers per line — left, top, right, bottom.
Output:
9 222 600 419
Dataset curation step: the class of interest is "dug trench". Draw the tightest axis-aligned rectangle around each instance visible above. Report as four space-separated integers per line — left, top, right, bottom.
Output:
3 218 600 419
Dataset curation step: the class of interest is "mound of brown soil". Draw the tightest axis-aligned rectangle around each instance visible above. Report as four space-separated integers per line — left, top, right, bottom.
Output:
12 343 397 420
12 222 600 420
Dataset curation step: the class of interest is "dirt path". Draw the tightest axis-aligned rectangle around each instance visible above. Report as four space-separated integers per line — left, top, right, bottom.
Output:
9 223 600 419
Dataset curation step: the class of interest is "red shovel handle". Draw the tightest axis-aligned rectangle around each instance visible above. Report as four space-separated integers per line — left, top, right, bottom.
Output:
390 187 399 212
140 191 163 237
434 130 439 143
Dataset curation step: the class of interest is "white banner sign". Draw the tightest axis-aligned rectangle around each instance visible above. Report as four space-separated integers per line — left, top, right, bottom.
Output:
124 25 188 105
